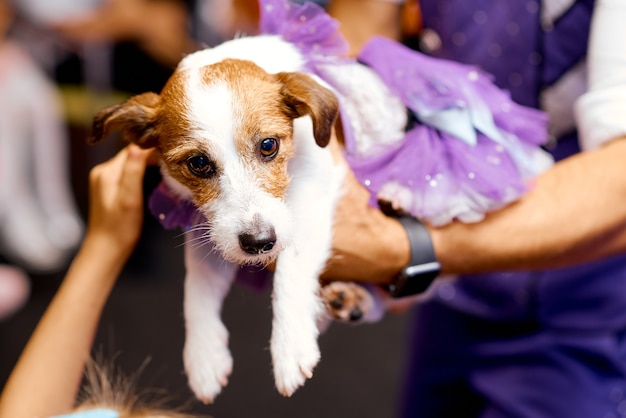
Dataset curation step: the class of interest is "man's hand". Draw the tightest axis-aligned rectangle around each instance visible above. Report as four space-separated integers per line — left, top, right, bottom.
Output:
322 139 410 285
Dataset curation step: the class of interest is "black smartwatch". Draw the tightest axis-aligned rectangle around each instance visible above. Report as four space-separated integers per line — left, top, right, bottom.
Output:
386 216 440 298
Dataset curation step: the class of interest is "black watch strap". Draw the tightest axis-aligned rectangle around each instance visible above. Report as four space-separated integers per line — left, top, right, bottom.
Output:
386 216 440 298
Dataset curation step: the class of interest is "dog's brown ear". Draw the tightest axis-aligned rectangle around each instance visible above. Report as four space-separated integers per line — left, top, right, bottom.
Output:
89 92 161 149
276 72 338 147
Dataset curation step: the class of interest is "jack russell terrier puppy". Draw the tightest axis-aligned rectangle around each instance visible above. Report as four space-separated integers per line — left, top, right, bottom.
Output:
88 0 552 404
88 37 388 403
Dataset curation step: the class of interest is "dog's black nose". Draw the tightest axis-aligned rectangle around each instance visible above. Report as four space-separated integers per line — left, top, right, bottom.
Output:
239 230 276 255
349 307 363 322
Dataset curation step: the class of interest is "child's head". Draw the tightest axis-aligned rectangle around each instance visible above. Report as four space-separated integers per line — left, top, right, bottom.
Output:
65 358 200 418
58 407 197 418
54 408 198 418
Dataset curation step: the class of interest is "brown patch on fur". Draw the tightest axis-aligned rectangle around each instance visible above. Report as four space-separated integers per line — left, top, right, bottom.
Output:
151 70 223 207
225 60 295 199
201 59 300 200
193 59 339 200
88 57 339 208
161 144 223 207
158 70 195 147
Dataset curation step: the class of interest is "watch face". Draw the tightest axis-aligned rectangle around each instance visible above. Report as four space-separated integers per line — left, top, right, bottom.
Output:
16 0 102 25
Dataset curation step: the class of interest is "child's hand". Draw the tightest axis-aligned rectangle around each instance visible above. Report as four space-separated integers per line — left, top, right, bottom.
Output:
86 145 158 258
0 145 158 418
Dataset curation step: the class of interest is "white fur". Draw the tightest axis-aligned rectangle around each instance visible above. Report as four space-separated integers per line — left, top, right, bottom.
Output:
161 36 348 402
179 35 304 74
175 113 345 400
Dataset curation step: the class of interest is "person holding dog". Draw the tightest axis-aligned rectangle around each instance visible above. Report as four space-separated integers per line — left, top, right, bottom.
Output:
0 145 198 418
322 0 626 417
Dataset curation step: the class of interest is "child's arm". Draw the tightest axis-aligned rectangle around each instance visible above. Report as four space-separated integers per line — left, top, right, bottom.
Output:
0 145 156 418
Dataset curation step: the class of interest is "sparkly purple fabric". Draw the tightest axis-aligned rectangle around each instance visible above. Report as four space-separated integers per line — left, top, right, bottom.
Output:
349 37 549 225
258 0 349 67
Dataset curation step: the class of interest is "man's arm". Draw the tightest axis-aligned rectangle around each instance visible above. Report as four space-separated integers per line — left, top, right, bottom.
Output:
430 136 626 274
323 136 626 283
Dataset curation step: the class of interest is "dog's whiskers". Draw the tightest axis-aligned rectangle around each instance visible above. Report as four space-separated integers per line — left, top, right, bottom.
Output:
176 231 203 248
183 222 213 235
188 235 216 251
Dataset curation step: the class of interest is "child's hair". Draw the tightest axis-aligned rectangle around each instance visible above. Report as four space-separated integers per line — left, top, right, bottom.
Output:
72 355 205 418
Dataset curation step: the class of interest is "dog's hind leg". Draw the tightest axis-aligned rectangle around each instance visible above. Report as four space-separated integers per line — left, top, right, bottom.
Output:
181 233 237 404
320 281 385 324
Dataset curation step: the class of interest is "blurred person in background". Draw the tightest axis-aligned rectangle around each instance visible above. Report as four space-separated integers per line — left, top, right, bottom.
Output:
0 0 85 320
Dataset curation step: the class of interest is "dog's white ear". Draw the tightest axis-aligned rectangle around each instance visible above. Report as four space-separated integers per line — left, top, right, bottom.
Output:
276 72 338 147
89 92 161 149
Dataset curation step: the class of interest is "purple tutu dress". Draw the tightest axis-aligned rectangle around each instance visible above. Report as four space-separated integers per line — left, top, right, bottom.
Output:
150 0 552 231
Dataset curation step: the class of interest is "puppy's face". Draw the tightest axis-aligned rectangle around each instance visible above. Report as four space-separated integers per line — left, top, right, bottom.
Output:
90 58 338 266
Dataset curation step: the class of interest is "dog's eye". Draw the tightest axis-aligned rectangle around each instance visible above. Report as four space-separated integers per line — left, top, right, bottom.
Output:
259 138 279 161
186 154 215 178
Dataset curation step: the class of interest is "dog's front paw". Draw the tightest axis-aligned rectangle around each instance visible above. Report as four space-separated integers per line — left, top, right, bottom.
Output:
183 321 233 404
321 281 375 323
271 323 320 397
